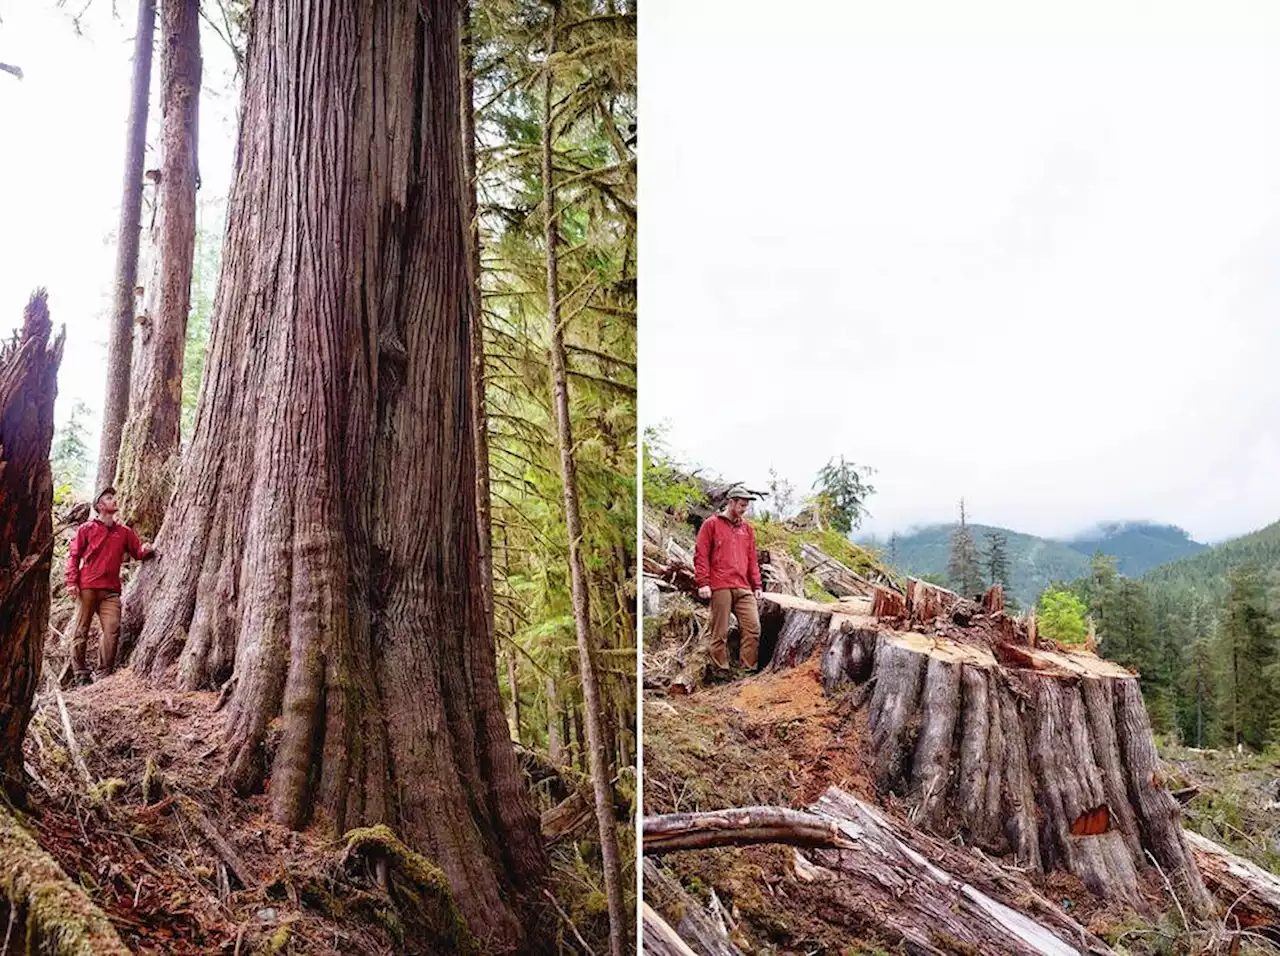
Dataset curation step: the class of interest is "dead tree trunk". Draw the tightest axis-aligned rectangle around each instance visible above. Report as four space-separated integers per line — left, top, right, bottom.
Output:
0 291 63 805
760 595 1213 917
542 9 628 955
118 3 546 948
97 0 156 492
116 0 201 540
1184 828 1280 931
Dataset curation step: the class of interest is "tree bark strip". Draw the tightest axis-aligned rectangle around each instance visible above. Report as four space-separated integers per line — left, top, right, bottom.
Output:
97 0 156 492
0 291 63 805
120 3 546 947
542 7 628 953
116 0 202 540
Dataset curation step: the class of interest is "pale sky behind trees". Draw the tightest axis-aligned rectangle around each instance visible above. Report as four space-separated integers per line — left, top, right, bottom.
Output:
0 1 237 435
640 0 1280 544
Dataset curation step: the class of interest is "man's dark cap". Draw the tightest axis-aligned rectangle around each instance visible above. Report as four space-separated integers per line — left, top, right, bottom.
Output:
94 486 117 507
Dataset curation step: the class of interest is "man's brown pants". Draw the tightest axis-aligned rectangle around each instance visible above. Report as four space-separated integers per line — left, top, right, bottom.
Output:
709 588 760 669
72 589 121 679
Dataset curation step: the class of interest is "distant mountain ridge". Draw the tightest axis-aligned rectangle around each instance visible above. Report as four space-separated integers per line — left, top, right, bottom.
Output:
1143 519 1280 599
860 520 1207 607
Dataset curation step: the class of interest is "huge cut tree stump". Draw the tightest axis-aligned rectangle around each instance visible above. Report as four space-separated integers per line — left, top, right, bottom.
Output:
757 589 1213 916
0 290 63 804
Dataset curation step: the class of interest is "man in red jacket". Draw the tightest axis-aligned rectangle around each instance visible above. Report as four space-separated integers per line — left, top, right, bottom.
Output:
694 485 762 671
65 487 157 683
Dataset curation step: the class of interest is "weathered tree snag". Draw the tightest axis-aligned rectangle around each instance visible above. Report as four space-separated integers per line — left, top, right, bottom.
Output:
643 859 746 956
542 8 627 953
761 595 1213 916
0 803 130 955
982 583 1005 613
97 0 156 492
643 788 1116 956
0 291 63 805
1184 828 1280 932
906 577 961 623
758 548 804 597
119 3 546 948
116 0 201 540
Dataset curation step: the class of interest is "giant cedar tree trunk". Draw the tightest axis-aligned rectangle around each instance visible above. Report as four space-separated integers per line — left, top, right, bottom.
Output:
117 0 201 540
121 3 547 947
0 291 63 805
97 0 156 492
543 10 629 954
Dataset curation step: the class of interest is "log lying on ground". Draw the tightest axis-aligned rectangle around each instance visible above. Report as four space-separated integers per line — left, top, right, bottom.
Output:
797 542 876 598
1184 829 1280 932
0 291 63 804
761 594 1212 915
542 788 595 843
643 859 745 956
0 802 131 955
643 787 1116 956
643 902 700 956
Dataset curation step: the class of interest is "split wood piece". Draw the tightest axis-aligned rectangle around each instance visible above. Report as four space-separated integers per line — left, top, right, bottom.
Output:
906 577 961 623
643 806 848 854
758 592 873 670
1184 828 1280 932
176 795 255 889
0 802 131 954
643 902 700 956
642 859 746 956
797 542 876 598
982 583 1005 614
542 788 595 843
53 685 96 788
816 622 1210 914
870 585 906 618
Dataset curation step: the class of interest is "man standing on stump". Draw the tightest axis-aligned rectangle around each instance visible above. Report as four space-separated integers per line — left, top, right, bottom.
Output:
694 485 763 672
65 487 156 684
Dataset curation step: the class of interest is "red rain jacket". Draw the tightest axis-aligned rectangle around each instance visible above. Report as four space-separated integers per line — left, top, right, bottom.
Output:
65 519 150 592
694 513 762 592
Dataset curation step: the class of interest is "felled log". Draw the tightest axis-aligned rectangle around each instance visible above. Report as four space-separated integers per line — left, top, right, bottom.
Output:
761 591 1211 915
542 788 594 843
758 548 804 597
1184 829 1280 933
798 542 875 598
643 787 1116 956
0 802 131 954
0 290 63 805
643 902 700 956
643 859 745 956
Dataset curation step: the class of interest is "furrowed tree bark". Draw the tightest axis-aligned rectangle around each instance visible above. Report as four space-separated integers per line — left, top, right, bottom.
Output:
543 7 628 954
0 291 63 805
461 0 494 631
119 3 546 948
759 594 1213 917
97 0 156 492
116 0 201 540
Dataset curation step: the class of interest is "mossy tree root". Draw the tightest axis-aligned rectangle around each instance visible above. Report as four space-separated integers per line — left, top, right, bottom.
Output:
342 824 482 956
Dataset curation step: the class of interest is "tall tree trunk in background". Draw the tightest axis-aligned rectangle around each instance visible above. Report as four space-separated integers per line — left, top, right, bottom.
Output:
542 10 628 953
97 0 156 493
117 0 201 540
546 674 563 764
119 3 545 947
0 291 64 805
460 0 495 634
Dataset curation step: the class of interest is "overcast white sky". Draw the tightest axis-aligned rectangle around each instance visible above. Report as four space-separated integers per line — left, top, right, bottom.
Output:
0 1 237 437
640 0 1280 544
